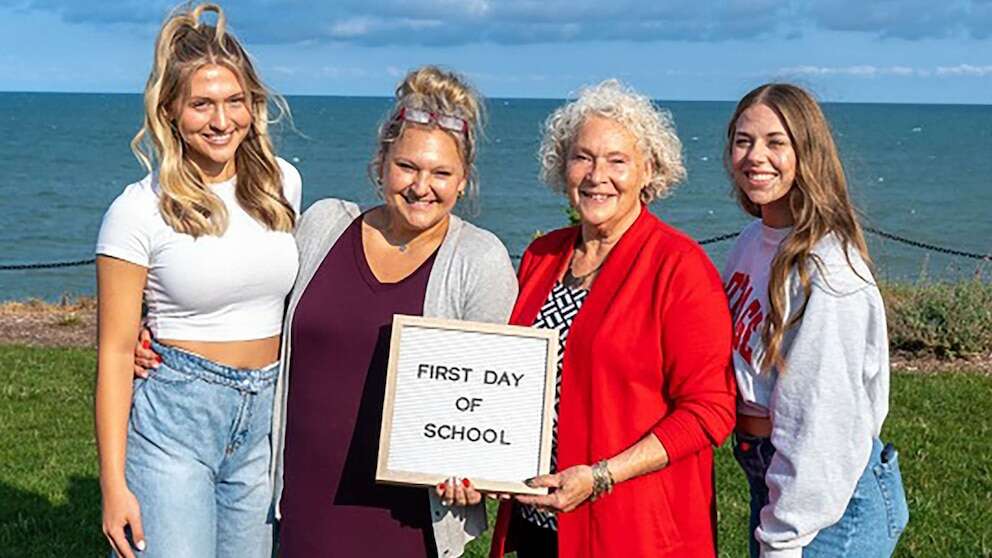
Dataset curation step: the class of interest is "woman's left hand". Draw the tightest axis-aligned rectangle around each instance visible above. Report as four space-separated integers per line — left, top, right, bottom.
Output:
436 477 482 507
515 464 594 513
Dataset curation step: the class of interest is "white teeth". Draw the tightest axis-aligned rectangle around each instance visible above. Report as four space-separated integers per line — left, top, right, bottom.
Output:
203 133 232 145
748 172 776 180
581 192 611 201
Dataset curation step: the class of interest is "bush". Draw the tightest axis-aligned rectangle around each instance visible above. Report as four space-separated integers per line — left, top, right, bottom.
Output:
882 280 992 358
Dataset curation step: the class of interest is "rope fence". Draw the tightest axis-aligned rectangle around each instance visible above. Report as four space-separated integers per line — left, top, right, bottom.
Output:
1 226 989 270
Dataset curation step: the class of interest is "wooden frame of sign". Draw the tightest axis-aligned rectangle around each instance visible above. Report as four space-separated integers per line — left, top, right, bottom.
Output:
376 314 559 495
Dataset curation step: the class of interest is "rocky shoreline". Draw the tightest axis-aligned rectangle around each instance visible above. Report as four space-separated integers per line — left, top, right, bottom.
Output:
1 297 988 374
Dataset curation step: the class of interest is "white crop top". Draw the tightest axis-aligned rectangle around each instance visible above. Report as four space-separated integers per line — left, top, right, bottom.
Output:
95 158 302 341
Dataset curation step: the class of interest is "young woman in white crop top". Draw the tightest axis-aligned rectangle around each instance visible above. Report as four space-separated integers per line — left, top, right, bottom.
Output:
723 83 908 558
94 5 299 558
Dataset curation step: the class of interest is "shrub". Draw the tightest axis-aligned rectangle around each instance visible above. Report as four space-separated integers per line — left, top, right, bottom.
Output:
882 280 992 359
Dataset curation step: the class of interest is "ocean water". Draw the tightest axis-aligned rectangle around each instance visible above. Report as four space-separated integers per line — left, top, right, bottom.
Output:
1 93 990 301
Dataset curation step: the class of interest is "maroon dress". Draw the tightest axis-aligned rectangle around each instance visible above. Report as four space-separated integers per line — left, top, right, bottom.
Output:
279 216 438 557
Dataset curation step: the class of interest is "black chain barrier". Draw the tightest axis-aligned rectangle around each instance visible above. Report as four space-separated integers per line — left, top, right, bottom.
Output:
1 227 988 269
0 258 97 270
863 227 991 261
697 232 742 246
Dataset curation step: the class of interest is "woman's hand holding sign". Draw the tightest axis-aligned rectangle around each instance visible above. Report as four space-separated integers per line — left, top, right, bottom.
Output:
515 465 595 513
435 477 483 506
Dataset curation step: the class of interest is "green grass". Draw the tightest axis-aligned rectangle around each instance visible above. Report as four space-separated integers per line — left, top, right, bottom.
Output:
2 346 990 557
0 346 101 555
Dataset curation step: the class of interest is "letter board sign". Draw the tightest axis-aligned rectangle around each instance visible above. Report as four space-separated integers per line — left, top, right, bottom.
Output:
376 315 558 495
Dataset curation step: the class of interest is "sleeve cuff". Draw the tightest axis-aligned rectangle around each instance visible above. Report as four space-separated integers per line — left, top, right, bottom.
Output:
95 245 149 268
650 411 701 463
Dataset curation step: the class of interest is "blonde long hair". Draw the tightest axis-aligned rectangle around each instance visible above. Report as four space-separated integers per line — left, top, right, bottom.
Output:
725 83 871 372
369 66 485 210
132 3 294 237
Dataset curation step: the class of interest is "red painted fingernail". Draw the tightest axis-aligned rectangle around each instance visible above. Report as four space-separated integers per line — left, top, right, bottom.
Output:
462 478 471 488
156 356 162 363
740 442 751 452
142 340 150 349
437 483 446 491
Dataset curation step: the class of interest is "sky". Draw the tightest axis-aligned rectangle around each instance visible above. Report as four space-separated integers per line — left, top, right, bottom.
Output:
1 0 990 104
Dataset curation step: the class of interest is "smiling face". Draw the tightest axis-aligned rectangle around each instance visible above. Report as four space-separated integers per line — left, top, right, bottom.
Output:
175 64 251 181
731 103 797 227
565 115 651 235
379 125 466 235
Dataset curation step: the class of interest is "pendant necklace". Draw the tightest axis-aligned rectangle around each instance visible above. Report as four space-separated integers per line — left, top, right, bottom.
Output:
563 258 603 290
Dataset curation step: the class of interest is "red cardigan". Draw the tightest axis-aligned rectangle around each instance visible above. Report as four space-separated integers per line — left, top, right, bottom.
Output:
490 207 736 558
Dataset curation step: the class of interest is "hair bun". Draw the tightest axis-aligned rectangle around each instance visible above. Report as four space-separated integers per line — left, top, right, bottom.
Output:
369 66 486 211
395 66 483 133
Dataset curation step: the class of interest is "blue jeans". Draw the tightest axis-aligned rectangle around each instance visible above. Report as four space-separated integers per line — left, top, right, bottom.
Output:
123 340 277 558
733 434 909 557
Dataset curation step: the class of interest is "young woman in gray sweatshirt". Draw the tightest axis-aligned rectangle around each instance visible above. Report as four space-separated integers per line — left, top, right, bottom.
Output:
721 83 909 558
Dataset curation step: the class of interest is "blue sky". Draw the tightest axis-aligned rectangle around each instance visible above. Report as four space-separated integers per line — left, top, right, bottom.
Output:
1 1 990 103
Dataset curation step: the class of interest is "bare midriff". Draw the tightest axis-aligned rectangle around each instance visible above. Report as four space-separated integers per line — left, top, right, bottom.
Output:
159 335 281 369
736 413 773 438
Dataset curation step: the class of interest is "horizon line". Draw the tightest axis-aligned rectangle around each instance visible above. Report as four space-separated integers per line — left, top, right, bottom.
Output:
1 89 990 107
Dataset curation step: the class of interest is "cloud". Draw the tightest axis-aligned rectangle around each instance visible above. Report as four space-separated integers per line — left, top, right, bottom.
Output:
808 0 992 40
788 65 883 76
775 64 992 78
777 65 911 77
6 0 789 45
9 0 992 46
935 64 992 76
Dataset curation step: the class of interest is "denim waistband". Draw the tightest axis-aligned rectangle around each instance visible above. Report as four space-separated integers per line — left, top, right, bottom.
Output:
151 339 279 391
735 433 884 478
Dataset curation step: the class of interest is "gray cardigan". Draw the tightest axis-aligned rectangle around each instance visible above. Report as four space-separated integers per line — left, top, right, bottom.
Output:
269 198 518 557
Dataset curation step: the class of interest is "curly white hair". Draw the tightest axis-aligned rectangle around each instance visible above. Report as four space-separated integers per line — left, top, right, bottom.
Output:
538 79 686 203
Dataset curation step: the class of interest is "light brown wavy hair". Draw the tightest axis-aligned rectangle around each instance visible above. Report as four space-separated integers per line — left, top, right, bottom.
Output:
725 83 871 373
368 66 485 212
132 3 295 237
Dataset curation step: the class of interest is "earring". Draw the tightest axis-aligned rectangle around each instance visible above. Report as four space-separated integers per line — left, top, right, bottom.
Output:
457 190 465 199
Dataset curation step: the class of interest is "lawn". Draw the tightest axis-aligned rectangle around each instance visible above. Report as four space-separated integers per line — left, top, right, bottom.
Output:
1 346 989 557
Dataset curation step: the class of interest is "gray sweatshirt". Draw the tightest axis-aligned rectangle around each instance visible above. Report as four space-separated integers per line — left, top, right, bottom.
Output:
723 220 891 558
269 198 519 557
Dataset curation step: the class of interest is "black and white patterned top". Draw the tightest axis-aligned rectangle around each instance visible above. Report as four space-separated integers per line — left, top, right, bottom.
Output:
519 281 589 531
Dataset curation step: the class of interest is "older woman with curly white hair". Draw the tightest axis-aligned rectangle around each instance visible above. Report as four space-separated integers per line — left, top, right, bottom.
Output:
489 80 737 558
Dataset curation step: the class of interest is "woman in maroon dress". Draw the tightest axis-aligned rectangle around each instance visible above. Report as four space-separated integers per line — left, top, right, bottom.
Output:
272 67 518 557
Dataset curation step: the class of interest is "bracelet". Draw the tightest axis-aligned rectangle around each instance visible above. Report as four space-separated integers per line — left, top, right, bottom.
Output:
589 460 614 501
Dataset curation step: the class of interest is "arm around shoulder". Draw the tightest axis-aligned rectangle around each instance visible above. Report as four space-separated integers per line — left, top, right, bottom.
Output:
459 230 518 324
294 198 361 246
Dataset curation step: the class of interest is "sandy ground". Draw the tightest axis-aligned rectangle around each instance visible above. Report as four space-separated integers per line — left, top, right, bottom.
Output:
1 297 989 374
